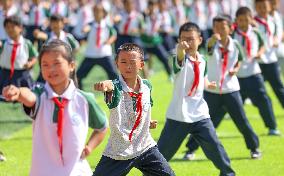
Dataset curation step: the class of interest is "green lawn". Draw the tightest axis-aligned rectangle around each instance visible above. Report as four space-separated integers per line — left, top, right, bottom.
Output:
1 53 284 175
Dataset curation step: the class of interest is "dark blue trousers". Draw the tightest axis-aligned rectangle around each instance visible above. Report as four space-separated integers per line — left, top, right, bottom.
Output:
259 62 284 107
238 74 277 129
186 91 259 153
77 56 118 89
0 68 34 94
145 44 172 76
158 118 235 176
93 146 175 176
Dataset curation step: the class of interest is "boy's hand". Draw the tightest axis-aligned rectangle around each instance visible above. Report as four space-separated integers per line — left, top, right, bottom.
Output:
207 81 217 90
23 61 33 70
80 145 92 159
211 33 221 42
273 36 279 48
33 29 40 38
178 41 190 50
94 80 113 92
2 85 20 101
229 70 237 76
82 25 91 33
150 120 158 129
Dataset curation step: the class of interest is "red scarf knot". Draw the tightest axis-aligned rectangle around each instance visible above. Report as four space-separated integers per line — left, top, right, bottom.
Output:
219 47 229 94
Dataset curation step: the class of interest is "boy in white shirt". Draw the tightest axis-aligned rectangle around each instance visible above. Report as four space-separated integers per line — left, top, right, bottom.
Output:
157 22 235 176
254 0 284 107
233 7 280 135
185 15 261 159
93 43 175 176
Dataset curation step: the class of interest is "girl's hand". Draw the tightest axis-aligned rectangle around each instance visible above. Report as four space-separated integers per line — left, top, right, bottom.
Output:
150 120 158 129
2 85 20 101
80 145 92 160
207 81 217 90
94 80 113 92
23 61 33 69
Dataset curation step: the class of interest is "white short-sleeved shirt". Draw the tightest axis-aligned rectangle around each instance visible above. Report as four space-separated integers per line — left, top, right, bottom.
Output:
205 37 244 94
72 5 94 39
84 19 116 58
187 0 207 30
233 26 264 78
27 4 48 26
159 11 173 33
103 75 156 160
170 5 186 36
47 31 80 51
0 36 38 69
254 15 278 64
271 11 283 45
166 52 210 123
50 2 69 18
24 80 107 176
117 11 144 36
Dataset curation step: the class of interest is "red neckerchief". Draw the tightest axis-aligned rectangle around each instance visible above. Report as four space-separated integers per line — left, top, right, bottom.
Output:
9 42 20 79
128 80 143 142
123 13 134 34
188 59 200 96
236 28 252 59
96 22 101 47
219 47 229 94
254 16 271 36
35 7 39 26
52 97 68 165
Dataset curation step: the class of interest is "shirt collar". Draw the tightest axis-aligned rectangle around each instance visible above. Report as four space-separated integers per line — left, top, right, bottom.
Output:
45 79 76 100
118 74 143 93
217 36 234 51
186 52 202 62
7 35 24 45
50 30 65 40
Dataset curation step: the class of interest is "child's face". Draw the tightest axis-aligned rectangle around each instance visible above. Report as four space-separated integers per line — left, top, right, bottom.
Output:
213 21 231 39
124 0 134 12
93 6 105 21
50 20 64 33
236 14 252 31
255 1 271 17
179 30 202 53
41 49 75 88
4 23 22 40
116 51 144 79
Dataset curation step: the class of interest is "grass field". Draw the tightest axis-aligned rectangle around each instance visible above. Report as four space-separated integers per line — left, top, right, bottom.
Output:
0 51 284 176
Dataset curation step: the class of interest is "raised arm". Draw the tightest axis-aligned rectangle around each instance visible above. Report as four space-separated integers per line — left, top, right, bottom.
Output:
2 85 36 107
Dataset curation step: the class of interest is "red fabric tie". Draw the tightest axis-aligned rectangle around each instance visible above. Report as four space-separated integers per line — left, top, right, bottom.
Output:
35 8 39 26
128 92 143 142
219 48 229 94
52 97 68 165
9 43 20 79
96 22 101 47
236 28 252 59
254 17 271 36
123 16 132 35
188 60 200 96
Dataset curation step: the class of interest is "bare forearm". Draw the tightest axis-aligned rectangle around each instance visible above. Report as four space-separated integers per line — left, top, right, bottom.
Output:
18 88 36 107
86 128 107 151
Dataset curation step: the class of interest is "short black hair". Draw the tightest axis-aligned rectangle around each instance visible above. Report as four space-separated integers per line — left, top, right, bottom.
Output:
178 22 201 38
116 43 144 61
50 14 64 22
236 6 253 17
4 15 23 27
213 14 232 26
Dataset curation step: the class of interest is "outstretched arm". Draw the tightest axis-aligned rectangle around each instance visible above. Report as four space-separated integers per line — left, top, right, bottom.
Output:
2 85 36 107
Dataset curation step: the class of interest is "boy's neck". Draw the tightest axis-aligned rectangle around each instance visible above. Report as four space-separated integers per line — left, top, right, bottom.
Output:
54 31 61 37
124 76 140 92
239 26 249 32
11 35 21 42
220 36 229 48
51 79 70 95
258 14 268 19
186 51 198 61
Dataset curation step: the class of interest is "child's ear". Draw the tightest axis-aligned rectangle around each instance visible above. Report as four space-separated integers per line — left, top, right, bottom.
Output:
199 36 203 45
140 60 144 70
70 61 76 72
